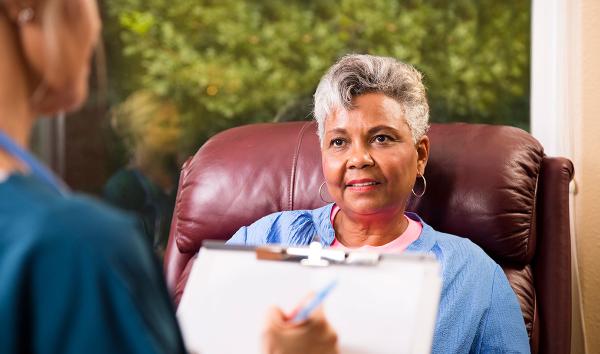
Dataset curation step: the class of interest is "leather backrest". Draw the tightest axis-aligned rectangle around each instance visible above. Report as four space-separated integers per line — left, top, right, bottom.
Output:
174 121 542 266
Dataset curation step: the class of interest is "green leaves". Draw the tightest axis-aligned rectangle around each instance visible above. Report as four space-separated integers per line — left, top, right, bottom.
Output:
119 11 155 35
104 0 530 154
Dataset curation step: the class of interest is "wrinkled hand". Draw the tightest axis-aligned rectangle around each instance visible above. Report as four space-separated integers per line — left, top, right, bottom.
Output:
262 305 339 354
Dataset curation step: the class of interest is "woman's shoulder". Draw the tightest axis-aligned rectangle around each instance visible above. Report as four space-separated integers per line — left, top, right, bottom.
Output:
1 177 155 287
255 204 331 222
4 177 143 258
245 207 322 231
43 193 140 242
227 204 333 246
418 222 499 275
419 222 506 303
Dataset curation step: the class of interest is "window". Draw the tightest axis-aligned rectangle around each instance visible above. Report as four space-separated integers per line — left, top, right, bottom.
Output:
34 1 532 257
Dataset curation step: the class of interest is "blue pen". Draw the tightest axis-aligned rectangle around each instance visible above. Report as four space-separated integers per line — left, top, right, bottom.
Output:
292 279 338 323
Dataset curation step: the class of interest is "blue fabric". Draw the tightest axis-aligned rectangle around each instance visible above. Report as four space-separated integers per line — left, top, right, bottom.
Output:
0 174 185 354
227 203 530 354
0 130 66 193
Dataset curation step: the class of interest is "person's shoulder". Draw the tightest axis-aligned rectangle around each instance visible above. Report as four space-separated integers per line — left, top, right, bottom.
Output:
1 176 132 245
0 181 154 288
44 194 142 248
228 204 331 246
422 223 498 275
421 223 504 306
429 228 486 255
249 204 329 228
13 189 144 263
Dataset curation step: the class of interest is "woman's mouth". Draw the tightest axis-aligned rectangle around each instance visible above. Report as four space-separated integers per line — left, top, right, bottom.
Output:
345 179 381 191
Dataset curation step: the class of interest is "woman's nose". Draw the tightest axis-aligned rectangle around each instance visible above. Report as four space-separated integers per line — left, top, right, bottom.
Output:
347 145 374 169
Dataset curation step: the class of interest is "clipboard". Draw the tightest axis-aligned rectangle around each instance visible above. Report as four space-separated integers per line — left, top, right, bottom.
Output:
176 241 442 354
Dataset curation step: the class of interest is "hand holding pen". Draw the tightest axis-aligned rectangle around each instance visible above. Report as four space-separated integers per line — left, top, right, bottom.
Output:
262 280 339 354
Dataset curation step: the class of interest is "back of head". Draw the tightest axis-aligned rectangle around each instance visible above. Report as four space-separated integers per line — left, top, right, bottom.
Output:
0 0 100 116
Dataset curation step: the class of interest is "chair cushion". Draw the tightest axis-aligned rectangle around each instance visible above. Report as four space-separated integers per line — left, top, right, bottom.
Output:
410 123 544 265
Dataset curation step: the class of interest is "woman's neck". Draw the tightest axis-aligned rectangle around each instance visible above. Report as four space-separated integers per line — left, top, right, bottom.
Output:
333 206 409 247
0 13 36 172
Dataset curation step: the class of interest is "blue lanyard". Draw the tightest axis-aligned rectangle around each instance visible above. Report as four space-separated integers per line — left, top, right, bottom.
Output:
0 130 67 194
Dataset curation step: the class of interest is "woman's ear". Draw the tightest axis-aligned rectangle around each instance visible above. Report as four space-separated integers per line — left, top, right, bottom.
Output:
416 135 430 175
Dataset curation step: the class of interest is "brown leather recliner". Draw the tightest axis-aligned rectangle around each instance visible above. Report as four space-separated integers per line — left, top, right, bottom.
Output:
164 121 574 354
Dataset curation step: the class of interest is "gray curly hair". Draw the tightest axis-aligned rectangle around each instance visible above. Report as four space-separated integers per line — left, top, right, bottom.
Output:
313 54 429 145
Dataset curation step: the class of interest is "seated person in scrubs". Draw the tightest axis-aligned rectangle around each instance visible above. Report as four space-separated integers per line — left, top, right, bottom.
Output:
0 1 337 353
227 54 530 353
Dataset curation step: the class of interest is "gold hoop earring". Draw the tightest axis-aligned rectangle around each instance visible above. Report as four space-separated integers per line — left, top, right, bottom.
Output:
412 173 427 198
318 181 333 203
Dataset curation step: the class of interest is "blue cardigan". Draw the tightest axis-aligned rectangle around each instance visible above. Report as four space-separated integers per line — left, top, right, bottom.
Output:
228 203 530 354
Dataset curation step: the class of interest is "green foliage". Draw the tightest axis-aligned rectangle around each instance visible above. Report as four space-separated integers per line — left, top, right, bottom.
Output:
103 0 530 154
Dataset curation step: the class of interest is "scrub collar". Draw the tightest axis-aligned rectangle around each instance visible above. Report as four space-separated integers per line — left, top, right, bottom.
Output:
0 130 67 194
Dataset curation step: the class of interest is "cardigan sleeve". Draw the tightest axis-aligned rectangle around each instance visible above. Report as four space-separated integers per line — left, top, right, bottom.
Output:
475 266 530 353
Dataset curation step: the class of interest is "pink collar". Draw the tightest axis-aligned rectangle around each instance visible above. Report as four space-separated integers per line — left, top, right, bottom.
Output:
329 204 422 253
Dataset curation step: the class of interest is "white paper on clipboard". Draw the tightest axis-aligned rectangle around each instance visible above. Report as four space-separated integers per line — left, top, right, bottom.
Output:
177 242 442 354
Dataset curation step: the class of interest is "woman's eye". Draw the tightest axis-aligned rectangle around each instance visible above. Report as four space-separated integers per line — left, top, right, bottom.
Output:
330 138 345 147
373 135 391 143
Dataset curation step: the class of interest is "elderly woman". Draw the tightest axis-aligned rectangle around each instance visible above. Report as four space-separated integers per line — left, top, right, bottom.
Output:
0 1 335 353
228 54 530 353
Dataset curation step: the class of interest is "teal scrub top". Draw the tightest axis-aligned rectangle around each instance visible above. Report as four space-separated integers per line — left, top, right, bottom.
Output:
0 174 186 354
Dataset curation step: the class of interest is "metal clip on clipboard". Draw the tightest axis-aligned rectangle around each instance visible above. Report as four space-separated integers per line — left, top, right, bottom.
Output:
255 241 381 267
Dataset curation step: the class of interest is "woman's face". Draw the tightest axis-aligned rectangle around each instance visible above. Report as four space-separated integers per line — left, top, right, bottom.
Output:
321 92 429 217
